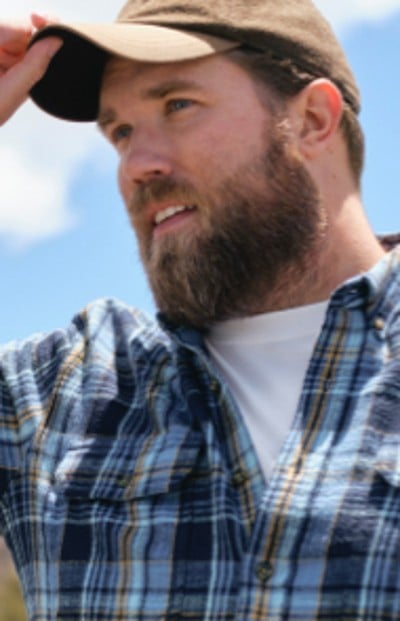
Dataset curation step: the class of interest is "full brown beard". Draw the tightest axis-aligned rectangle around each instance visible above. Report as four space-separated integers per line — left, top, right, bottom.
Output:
128 123 326 330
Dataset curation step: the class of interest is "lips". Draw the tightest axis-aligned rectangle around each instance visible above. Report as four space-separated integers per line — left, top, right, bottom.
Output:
153 204 196 226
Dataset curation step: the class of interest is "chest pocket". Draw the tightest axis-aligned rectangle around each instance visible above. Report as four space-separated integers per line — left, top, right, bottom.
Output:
53 425 204 501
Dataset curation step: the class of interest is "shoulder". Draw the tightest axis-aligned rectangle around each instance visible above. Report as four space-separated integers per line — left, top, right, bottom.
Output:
76 297 168 345
0 297 171 374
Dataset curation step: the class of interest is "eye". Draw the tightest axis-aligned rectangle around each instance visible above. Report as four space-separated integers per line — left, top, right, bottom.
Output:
111 124 132 144
165 98 193 114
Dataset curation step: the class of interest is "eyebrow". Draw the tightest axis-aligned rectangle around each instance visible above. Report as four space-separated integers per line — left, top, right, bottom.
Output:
142 78 203 100
97 78 204 132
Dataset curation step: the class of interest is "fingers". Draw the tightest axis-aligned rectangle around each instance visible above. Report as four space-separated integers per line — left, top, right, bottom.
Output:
0 21 32 59
12 35 63 86
0 36 63 125
0 14 58 72
0 48 23 74
0 16 62 125
31 13 59 29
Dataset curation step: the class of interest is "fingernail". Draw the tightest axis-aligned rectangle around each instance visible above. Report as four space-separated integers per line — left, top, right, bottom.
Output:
32 11 58 23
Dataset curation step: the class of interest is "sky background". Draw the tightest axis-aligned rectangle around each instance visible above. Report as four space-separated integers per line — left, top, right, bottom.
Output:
0 1 400 343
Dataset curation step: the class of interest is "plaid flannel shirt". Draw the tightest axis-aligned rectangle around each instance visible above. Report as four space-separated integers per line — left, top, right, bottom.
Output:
0 248 399 620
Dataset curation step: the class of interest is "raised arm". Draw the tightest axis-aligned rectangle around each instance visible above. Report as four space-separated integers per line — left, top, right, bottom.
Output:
0 14 62 125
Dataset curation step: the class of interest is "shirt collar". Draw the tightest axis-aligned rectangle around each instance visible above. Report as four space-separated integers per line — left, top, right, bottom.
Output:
330 246 400 312
158 243 400 346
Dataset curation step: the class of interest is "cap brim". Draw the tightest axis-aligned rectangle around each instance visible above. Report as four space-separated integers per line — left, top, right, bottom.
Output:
29 23 239 122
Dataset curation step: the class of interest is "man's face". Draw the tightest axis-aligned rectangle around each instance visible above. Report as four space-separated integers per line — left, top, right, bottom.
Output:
99 53 324 328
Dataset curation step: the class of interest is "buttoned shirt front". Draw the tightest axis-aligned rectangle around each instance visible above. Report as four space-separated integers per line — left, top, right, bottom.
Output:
0 249 399 620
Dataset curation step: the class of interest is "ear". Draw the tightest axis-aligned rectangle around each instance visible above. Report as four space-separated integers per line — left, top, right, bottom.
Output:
288 79 343 160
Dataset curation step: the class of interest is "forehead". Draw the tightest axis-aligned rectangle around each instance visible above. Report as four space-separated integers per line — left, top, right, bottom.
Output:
101 56 163 92
99 53 256 105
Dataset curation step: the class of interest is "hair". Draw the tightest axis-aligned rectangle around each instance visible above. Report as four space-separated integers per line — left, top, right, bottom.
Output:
229 48 365 185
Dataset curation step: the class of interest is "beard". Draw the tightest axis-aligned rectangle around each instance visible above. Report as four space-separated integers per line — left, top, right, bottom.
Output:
129 123 326 330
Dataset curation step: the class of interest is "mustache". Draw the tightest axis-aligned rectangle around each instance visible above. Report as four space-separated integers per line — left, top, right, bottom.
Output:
129 177 203 214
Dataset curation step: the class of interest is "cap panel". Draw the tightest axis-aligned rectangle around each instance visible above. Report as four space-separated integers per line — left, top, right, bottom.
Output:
115 0 359 113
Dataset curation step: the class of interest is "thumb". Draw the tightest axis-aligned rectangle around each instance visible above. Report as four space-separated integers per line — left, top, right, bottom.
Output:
15 36 62 91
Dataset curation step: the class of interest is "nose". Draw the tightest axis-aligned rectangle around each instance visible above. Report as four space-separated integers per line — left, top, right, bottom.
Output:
118 131 174 197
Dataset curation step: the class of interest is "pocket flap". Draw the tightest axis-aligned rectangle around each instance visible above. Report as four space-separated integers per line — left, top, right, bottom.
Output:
54 424 203 501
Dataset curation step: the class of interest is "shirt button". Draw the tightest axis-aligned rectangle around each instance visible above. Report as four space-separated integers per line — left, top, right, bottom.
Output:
210 379 219 393
373 317 385 331
232 469 249 487
256 561 274 583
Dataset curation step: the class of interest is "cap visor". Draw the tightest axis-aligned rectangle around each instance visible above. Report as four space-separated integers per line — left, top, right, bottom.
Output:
30 23 238 121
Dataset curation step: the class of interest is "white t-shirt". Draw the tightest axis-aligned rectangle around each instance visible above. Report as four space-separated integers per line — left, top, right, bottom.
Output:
206 301 328 479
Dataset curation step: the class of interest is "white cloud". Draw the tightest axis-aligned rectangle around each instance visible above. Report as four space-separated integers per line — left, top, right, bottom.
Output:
0 1 114 21
0 144 73 250
0 147 71 246
0 100 105 251
0 1 115 251
2 0 400 250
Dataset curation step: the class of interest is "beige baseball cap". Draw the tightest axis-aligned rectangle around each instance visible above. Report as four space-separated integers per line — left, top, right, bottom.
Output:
30 0 360 122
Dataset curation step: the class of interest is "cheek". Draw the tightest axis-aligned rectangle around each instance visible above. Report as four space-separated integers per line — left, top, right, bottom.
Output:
116 166 145 236
117 161 131 206
192 118 265 171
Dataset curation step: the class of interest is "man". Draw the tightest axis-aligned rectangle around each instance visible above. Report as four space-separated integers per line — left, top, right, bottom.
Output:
0 1 399 619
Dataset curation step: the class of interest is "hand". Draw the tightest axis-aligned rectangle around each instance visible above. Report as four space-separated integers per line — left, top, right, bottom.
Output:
0 14 62 125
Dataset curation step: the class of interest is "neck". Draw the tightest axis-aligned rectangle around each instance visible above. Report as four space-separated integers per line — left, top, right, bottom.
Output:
300 191 385 306
320 190 384 283
256 192 385 314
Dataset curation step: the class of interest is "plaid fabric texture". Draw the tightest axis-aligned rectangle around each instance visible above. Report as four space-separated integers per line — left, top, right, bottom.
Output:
0 250 399 620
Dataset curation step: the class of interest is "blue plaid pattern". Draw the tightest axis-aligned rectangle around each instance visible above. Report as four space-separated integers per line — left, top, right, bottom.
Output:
0 249 400 620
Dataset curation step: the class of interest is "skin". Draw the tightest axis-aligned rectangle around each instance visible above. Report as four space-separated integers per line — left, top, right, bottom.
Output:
98 55 274 235
0 15 62 125
99 54 385 313
0 21 385 315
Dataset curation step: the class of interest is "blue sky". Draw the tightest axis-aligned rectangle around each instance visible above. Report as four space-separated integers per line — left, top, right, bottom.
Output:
1 2 400 343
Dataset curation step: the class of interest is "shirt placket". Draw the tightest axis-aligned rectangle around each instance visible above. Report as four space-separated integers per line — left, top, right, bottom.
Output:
234 286 377 620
